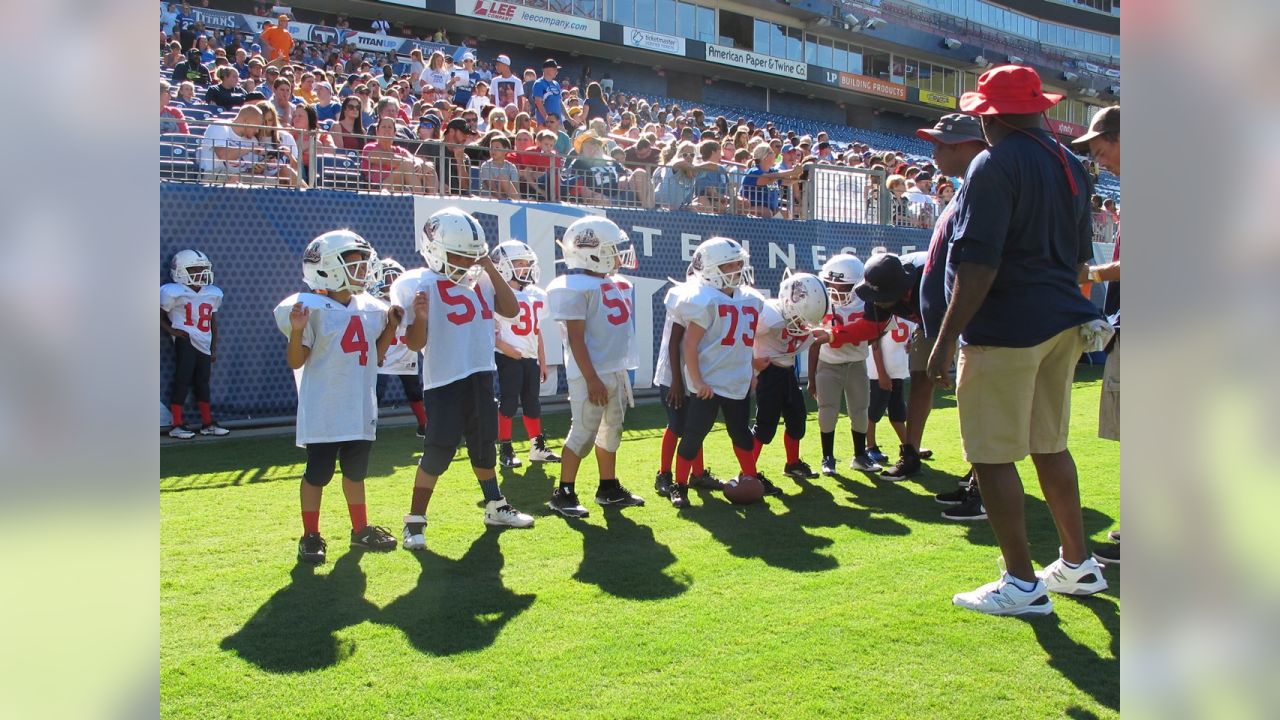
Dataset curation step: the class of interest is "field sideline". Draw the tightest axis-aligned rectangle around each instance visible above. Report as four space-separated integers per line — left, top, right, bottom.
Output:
161 366 1119 719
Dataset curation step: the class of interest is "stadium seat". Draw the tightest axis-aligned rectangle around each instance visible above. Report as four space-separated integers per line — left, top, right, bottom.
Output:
160 144 197 182
162 133 201 151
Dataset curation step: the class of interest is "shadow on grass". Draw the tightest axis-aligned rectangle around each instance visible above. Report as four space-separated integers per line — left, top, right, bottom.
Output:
380 529 536 657
566 508 690 600
220 552 377 673
1019 593 1120 713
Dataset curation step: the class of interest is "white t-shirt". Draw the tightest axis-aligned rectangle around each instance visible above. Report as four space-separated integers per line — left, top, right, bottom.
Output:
868 317 915 381
819 300 870 363
495 286 547 360
652 281 697 388
390 267 515 390
753 299 816 369
489 74 524 107
546 272 637 380
197 121 259 173
672 284 765 400
371 19 391 35
420 68 450 93
161 283 224 355
273 291 389 447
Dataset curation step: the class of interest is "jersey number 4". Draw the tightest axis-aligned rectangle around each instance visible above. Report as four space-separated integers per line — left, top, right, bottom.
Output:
340 316 369 366
438 279 494 325
718 305 759 346
511 300 544 336
183 303 213 333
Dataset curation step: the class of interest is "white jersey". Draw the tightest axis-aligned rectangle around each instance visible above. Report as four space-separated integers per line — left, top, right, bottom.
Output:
753 299 816 369
652 281 698 388
819 300 870 363
378 329 420 376
868 317 915 381
673 284 765 400
272 291 389 447
160 283 224 355
546 272 638 380
495 285 547 360
390 267 514 390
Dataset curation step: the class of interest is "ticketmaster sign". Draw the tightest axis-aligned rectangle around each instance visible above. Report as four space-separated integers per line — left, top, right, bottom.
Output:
623 27 686 56
704 44 807 80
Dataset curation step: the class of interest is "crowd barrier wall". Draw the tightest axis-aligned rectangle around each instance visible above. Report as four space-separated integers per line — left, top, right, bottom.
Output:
161 183 934 423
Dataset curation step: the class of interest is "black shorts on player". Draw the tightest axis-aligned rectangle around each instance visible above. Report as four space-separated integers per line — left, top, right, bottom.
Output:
869 378 907 424
419 371 499 476
303 440 374 487
494 354 542 420
376 373 424 405
752 364 808 445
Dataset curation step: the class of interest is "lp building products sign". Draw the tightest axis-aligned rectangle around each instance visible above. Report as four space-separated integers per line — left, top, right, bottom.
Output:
456 0 600 40
705 44 807 80
838 72 907 101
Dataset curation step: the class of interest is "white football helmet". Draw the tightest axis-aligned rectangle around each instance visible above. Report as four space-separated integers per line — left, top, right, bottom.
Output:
777 273 829 337
371 257 405 300
490 240 540 286
170 249 213 287
559 216 637 274
690 236 753 289
819 254 864 307
419 207 488 287
301 229 376 294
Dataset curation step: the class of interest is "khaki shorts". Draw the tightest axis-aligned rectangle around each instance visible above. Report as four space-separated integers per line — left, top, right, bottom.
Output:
565 370 633 455
956 326 1085 464
816 359 869 434
1098 337 1119 441
907 327 935 374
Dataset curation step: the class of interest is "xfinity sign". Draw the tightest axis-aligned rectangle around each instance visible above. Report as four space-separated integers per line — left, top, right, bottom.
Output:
704 44 807 80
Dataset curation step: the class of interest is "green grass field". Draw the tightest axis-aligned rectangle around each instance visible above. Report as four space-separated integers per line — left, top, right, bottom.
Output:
161 367 1119 720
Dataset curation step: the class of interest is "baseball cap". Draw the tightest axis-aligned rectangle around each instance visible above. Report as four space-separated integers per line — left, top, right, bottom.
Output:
1071 105 1119 147
250 43 261 53
446 117 472 134
495 54 511 66
461 52 476 62
781 143 795 153
315 81 333 93
543 58 561 69
915 113 987 145
959 65 1062 115
854 253 913 304
817 140 831 149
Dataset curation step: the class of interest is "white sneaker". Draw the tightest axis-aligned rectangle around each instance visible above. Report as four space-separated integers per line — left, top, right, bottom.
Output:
168 425 195 439
1037 549 1108 596
484 498 534 528
402 514 427 550
953 573 1054 616
200 424 230 436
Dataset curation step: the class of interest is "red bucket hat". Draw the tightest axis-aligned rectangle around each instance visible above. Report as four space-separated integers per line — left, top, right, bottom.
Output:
959 65 1062 115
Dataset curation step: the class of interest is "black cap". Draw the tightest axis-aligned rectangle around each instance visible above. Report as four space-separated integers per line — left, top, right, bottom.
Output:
542 58 561 69
446 117 473 134
915 113 986 145
854 253 913 304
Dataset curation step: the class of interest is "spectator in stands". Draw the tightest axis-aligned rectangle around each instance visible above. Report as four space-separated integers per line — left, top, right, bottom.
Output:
253 102 303 187
206 66 247 110
173 81 198 107
740 145 801 218
194 35 215 64
163 41 184 69
270 78 298 124
313 81 340 123
510 130 558 200
563 131 654 209
452 53 480 107
362 116 437 194
692 139 733 213
584 82 610 122
937 181 955 205
906 172 938 228
886 174 912 226
197 103 264 180
294 73 317 104
172 48 211 87
466 81 492 118
420 51 450 102
489 55 522 110
1102 197 1119 223
232 48 250 78
371 14 391 35
161 3 180 37
479 136 521 200
160 80 189 135
622 136 658 170
486 108 509 135
289 103 335 179
532 59 565 126
260 15 294 66
330 96 367 152
653 142 698 210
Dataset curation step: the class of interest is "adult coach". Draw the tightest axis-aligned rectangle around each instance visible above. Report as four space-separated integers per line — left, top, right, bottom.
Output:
927 65 1109 616
1074 105 1120 564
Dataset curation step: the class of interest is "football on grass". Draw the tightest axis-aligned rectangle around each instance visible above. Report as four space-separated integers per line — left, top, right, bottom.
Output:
723 476 765 505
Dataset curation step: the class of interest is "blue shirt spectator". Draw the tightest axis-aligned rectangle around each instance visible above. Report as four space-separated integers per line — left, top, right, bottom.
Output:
531 61 564 125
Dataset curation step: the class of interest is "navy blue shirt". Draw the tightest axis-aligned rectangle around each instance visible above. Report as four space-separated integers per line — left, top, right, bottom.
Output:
945 128 1099 347
919 202 959 339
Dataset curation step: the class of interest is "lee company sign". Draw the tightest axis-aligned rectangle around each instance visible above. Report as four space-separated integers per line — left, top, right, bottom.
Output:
455 0 600 40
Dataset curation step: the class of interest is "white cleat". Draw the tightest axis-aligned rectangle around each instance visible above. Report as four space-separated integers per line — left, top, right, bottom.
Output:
953 574 1054 617
484 498 534 528
402 514 427 550
199 424 231 436
168 425 195 439
1037 549 1109 596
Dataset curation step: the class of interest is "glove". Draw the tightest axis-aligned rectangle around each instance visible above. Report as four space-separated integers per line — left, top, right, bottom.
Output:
1079 318 1115 353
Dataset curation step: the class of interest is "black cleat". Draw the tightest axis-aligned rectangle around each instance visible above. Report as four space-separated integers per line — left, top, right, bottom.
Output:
783 460 818 480
821 455 837 476
688 466 724 490
654 471 675 497
668 483 689 508
918 448 934 460
416 424 427 438
934 486 971 506
596 483 645 507
1092 542 1120 564
547 486 589 518
499 442 522 468
879 445 921 481
298 533 327 564
758 473 783 497
941 489 986 521
351 524 397 551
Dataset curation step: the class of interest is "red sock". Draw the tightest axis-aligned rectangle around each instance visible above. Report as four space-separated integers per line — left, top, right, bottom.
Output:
169 404 184 426
660 429 678 473
348 503 367 532
752 437 764 462
301 510 320 535
497 414 513 442
733 445 758 477
198 402 213 426
675 455 693 485
693 448 705 475
523 416 541 439
784 434 801 464
410 400 427 426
